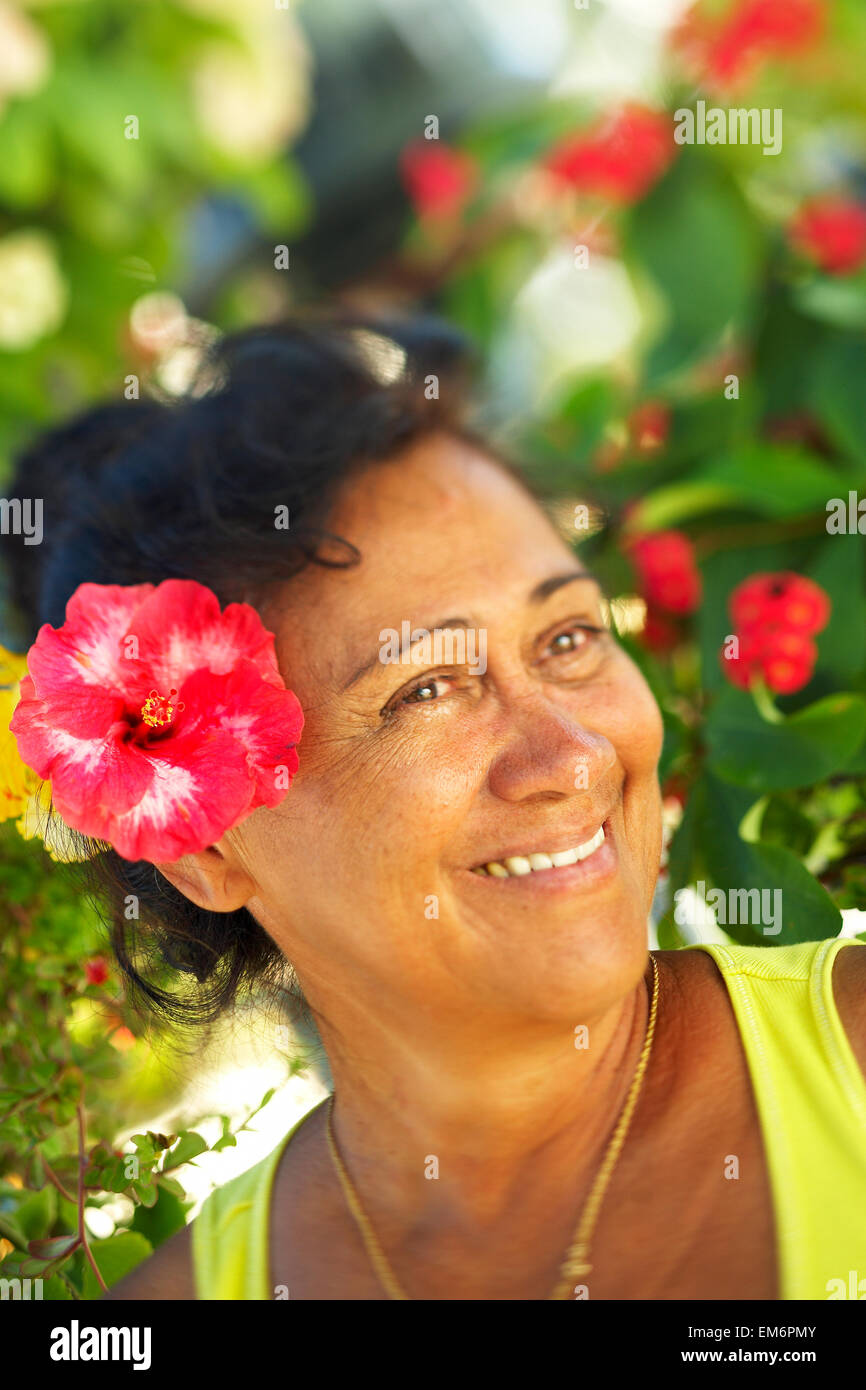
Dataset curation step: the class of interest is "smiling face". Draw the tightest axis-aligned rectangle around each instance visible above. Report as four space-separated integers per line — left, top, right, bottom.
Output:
231 432 664 1030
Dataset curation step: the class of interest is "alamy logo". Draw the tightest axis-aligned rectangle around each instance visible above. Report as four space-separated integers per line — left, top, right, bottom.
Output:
0 1276 43 1299
674 880 782 935
379 621 487 675
674 100 782 156
0 497 43 545
826 492 866 534
826 1270 866 1299
49 1320 152 1370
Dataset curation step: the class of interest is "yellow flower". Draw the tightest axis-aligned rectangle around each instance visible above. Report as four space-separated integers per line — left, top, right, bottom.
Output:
0 644 99 861
0 644 38 821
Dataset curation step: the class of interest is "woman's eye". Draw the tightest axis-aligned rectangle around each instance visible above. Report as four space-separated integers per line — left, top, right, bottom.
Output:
381 674 457 717
405 676 450 703
545 623 604 659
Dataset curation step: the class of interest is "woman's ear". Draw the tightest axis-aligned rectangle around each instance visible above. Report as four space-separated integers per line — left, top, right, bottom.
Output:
154 843 256 914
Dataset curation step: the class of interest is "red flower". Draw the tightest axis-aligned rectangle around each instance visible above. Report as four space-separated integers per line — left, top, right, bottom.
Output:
85 957 110 986
722 571 830 694
628 402 671 455
708 0 825 86
400 140 477 221
10 579 304 863
722 628 817 694
545 107 677 204
789 196 866 276
730 572 830 635
629 531 702 615
640 606 681 654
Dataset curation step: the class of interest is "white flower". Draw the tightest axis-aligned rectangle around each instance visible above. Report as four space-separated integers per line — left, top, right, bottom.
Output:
191 9 311 161
497 246 643 409
0 229 67 350
0 2 51 114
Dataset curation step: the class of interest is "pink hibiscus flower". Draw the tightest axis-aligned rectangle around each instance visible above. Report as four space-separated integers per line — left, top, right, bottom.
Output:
9 579 304 863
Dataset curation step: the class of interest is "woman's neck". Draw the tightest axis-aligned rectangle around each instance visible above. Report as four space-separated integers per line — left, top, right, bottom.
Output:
310 958 657 1232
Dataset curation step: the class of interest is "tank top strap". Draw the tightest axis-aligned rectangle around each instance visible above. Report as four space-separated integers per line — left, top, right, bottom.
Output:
192 1096 329 1300
686 937 866 1299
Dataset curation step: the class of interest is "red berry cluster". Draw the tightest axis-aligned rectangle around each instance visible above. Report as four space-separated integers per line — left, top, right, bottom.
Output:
545 106 677 205
674 0 825 91
399 140 478 221
627 530 702 654
630 531 702 616
721 572 831 694
789 196 866 276
84 956 110 987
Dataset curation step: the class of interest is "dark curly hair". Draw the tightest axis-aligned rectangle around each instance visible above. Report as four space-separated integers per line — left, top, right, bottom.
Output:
2 310 490 1026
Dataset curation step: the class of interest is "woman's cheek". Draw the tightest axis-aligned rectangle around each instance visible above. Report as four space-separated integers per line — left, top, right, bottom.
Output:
603 659 665 773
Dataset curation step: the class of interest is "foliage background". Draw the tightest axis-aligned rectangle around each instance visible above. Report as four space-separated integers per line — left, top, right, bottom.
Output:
1 0 866 1296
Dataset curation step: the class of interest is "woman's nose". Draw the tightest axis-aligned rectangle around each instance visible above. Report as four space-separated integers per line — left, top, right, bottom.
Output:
486 689 617 804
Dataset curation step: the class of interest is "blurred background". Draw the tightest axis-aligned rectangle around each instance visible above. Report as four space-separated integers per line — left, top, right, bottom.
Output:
3 0 866 1296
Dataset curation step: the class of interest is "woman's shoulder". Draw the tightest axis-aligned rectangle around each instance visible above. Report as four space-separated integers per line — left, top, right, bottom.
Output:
661 936 866 1085
104 1219 195 1301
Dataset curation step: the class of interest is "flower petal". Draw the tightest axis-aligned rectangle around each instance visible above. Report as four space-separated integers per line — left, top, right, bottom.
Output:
177 660 304 805
26 583 155 699
12 692 154 816
52 730 255 862
124 580 284 690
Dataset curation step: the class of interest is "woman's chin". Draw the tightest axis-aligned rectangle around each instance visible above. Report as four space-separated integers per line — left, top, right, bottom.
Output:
450 909 651 1025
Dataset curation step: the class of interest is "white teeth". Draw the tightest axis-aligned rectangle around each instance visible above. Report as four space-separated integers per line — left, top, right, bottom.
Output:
576 826 605 860
479 827 605 878
528 852 553 871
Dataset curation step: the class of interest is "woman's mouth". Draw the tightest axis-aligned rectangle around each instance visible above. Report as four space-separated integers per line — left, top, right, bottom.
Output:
467 820 616 893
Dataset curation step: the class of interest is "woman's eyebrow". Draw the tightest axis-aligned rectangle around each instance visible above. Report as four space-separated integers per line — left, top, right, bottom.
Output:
341 570 597 692
529 569 596 603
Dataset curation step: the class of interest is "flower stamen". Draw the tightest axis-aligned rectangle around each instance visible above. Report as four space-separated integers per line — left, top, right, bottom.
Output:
140 687 185 729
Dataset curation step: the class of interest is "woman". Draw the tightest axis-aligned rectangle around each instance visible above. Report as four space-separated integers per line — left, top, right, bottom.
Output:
7 314 866 1300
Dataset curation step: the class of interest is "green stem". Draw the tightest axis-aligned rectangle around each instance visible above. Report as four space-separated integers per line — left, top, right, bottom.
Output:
40 1154 76 1206
77 1101 108 1295
751 678 783 724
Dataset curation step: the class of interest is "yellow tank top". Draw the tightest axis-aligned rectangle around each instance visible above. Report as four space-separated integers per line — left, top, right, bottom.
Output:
191 938 866 1300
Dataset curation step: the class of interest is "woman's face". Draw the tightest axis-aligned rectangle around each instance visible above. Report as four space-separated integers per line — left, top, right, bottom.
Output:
232 433 664 1028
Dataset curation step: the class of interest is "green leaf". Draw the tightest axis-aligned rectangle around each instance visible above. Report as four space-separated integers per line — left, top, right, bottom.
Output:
42 1271 76 1300
810 335 866 464
655 907 690 949
165 1132 208 1168
154 1175 186 1198
696 444 854 517
628 153 761 380
131 1179 159 1209
695 773 842 943
807 535 866 681
210 1114 238 1154
706 688 866 791
27 1234 79 1262
15 1185 57 1241
0 98 55 208
131 1185 190 1247
794 276 866 331
81 1232 152 1300
629 480 739 530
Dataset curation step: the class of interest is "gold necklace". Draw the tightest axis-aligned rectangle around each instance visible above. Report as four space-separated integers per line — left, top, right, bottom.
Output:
325 952 660 1301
